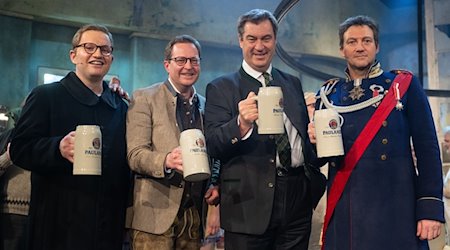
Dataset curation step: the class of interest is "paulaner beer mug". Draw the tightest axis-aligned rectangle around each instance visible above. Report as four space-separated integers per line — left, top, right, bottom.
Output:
314 109 345 158
73 125 102 175
254 86 284 134
179 129 211 182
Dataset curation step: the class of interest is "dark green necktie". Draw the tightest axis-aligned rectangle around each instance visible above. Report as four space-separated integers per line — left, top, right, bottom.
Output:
262 72 292 168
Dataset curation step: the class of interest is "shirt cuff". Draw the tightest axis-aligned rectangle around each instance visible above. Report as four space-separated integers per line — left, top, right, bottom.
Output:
416 197 445 222
237 115 253 140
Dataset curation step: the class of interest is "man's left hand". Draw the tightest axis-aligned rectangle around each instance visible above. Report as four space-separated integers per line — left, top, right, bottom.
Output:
416 219 442 240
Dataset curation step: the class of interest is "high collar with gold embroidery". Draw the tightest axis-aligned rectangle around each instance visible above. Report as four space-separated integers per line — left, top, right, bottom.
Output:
344 61 384 81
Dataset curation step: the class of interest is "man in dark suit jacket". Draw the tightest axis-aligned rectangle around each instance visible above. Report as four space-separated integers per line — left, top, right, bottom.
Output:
204 9 325 250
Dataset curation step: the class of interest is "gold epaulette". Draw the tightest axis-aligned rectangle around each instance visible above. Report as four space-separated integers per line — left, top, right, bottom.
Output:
390 69 413 75
322 78 340 86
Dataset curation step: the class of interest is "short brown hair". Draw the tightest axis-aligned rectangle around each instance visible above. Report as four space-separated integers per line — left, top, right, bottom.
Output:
72 24 114 48
164 34 201 60
237 9 278 40
339 15 378 49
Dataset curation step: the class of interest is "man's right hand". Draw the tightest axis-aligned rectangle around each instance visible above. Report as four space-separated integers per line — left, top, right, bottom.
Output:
164 146 183 172
60 131 76 163
238 92 258 136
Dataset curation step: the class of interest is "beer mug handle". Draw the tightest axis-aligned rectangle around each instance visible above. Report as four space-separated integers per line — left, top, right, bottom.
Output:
338 114 344 127
251 96 259 125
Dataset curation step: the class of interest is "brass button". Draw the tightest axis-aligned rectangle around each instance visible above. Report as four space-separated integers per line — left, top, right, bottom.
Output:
330 162 336 167
270 158 275 163
343 96 347 101
380 154 387 161
385 79 391 83
382 138 388 144
268 183 274 188
231 138 238 144
269 135 275 140
382 121 388 127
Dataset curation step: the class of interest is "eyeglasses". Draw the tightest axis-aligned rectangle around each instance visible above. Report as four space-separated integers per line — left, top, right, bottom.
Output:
168 57 201 66
74 43 113 56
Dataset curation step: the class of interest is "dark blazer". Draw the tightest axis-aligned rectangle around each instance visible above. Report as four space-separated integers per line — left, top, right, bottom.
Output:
204 67 325 235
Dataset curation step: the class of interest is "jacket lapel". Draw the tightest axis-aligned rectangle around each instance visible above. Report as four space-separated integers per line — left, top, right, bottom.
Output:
162 82 181 139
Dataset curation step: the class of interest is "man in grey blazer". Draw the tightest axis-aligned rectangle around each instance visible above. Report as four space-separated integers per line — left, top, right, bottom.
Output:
126 35 208 250
204 9 326 250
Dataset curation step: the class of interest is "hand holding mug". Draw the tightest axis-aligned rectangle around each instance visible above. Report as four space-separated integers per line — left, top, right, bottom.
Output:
238 92 258 135
238 92 258 125
179 129 210 182
165 146 183 172
308 122 316 144
73 125 102 175
60 131 76 163
314 109 344 158
253 86 284 134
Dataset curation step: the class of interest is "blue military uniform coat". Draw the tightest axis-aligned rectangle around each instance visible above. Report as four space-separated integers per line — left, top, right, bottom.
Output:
318 63 444 250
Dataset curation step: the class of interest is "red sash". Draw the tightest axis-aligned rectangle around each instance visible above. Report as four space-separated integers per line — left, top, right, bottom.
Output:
321 72 413 250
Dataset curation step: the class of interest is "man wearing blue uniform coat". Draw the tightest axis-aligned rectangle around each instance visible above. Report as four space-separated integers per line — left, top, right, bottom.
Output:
308 15 444 250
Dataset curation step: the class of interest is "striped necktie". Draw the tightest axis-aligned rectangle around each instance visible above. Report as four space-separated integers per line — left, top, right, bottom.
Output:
262 72 292 168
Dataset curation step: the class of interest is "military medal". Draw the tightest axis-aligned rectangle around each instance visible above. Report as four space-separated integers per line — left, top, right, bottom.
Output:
349 79 365 100
394 83 404 110
369 84 384 97
369 84 384 107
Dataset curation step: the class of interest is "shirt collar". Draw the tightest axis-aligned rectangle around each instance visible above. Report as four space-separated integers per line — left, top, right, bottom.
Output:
166 78 197 104
344 61 384 81
61 72 119 109
242 60 273 85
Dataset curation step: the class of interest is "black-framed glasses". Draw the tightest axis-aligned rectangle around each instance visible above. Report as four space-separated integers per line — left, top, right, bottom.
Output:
74 43 113 56
168 57 201 66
